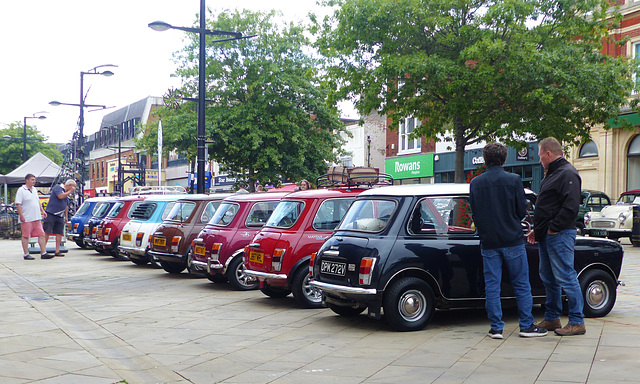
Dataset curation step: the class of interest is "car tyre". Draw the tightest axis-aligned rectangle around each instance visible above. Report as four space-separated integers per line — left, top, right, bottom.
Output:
130 258 148 266
207 275 228 283
579 269 617 318
260 284 291 298
161 260 186 274
329 304 366 317
226 255 259 291
291 266 323 308
383 277 435 331
576 222 585 236
75 239 86 248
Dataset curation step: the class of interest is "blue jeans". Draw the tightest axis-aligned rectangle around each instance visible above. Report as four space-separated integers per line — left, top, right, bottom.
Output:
482 243 534 331
538 229 584 325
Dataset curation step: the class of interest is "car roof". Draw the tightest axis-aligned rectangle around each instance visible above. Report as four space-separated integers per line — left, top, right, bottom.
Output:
622 189 640 195
356 183 535 197
83 196 118 203
117 195 148 202
582 189 607 195
222 192 289 203
139 194 188 203
177 193 235 202
283 188 369 199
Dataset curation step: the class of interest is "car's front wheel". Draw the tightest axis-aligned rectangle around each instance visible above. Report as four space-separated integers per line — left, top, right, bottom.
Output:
226 255 259 290
579 269 617 318
383 277 435 331
291 266 323 308
576 222 585 236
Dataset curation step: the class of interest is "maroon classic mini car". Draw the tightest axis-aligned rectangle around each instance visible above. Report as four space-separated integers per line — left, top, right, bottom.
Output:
190 192 287 290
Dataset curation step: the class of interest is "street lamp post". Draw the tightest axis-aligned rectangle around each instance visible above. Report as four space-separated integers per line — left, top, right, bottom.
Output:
22 112 47 162
50 64 115 202
149 0 255 193
105 125 122 195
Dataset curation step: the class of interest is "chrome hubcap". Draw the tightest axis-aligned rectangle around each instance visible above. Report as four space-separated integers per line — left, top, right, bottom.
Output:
586 280 609 310
398 289 426 321
303 274 322 303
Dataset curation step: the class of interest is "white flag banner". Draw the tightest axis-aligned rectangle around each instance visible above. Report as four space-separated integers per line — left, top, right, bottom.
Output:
158 120 163 186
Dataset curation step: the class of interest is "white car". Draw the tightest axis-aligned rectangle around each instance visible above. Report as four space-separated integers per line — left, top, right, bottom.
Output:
585 189 640 242
118 195 184 266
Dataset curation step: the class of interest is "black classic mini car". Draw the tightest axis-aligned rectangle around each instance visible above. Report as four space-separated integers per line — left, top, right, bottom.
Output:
310 184 624 331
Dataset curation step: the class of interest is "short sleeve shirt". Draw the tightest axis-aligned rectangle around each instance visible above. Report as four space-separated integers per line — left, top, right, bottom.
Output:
46 184 68 215
15 185 42 223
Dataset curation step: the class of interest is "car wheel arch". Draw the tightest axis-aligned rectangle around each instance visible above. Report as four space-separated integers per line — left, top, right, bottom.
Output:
224 248 247 271
286 255 312 287
381 268 441 299
576 263 618 282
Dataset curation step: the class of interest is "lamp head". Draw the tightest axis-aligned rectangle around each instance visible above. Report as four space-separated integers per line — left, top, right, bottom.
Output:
149 21 172 31
49 101 62 106
3 135 12 141
37 115 47 120
101 70 114 77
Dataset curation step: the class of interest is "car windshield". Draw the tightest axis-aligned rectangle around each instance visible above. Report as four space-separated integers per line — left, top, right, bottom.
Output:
76 202 91 215
107 202 125 218
265 200 305 228
246 201 279 227
338 199 397 232
209 202 240 226
618 193 640 205
165 201 196 222
312 198 354 231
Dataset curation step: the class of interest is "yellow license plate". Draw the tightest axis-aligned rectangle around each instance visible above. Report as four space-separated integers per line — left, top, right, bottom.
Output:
154 237 166 247
122 233 132 241
97 229 102 237
84 227 89 235
249 251 264 263
194 245 206 255
66 223 72 230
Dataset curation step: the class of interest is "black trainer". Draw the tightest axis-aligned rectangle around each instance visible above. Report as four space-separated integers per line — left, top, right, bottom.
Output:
24 254 35 260
519 325 548 338
40 253 54 259
488 329 503 339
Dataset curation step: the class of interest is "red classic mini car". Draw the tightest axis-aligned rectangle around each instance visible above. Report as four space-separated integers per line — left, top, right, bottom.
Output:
190 192 288 290
244 169 392 308
94 195 148 257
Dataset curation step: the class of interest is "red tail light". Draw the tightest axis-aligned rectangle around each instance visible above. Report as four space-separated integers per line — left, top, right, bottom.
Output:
103 228 111 241
272 249 285 271
171 236 182 253
359 257 376 285
136 233 144 247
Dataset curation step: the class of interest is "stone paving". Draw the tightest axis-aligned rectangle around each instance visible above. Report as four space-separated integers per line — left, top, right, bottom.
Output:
1 238 640 384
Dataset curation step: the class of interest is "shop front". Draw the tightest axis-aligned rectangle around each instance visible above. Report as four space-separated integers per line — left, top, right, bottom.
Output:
384 153 435 184
433 142 543 192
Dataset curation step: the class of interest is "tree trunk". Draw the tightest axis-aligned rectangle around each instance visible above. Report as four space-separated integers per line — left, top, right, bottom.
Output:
453 120 467 183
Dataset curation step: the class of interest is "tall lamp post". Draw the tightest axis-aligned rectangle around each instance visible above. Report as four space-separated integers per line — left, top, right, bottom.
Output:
149 0 255 193
22 112 47 162
105 125 122 195
50 64 115 202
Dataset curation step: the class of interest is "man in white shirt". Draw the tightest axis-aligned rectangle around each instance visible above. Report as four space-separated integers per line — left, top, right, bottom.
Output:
15 174 52 260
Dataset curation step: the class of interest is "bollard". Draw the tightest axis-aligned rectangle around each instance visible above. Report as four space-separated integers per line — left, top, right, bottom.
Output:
633 205 640 247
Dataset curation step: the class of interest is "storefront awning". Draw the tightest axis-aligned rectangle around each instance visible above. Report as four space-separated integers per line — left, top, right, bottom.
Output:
607 112 640 128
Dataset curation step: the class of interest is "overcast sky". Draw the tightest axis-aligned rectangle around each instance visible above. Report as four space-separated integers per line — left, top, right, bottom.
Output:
0 0 350 144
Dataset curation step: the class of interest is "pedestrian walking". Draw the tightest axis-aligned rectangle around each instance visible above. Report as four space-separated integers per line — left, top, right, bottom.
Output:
15 174 52 260
469 143 547 339
527 137 586 336
43 179 76 256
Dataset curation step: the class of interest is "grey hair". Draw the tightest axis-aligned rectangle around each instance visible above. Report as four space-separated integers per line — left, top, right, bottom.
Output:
65 179 77 186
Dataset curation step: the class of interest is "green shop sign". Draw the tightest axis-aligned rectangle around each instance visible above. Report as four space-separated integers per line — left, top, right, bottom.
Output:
385 153 434 179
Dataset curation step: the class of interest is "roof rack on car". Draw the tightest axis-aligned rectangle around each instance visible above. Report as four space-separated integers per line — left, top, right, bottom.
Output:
316 166 393 189
129 185 188 195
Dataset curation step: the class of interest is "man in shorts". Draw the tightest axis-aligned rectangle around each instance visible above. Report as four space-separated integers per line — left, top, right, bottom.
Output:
15 174 52 260
43 179 76 256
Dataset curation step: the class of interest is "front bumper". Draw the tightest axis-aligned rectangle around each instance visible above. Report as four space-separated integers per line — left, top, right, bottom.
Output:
587 228 630 238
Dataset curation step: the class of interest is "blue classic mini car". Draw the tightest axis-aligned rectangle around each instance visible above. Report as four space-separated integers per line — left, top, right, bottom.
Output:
310 184 624 331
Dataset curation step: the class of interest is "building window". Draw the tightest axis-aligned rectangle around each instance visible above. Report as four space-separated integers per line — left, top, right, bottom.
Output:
340 156 353 167
634 42 640 94
628 135 640 190
399 117 421 154
579 141 598 158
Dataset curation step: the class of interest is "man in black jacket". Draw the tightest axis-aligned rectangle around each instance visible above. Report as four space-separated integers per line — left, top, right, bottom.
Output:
470 143 547 339
527 137 585 336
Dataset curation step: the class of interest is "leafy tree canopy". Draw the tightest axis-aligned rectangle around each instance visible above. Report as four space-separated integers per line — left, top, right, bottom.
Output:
0 122 63 174
138 9 347 190
316 0 637 181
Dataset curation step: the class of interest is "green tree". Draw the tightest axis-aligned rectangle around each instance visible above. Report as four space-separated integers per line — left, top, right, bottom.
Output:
316 0 637 182
139 9 346 190
0 122 63 174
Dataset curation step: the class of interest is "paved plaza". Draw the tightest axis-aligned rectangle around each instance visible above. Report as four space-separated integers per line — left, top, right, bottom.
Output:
1 238 640 384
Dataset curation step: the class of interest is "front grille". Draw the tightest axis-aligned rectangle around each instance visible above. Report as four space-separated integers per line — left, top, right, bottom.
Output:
591 220 616 228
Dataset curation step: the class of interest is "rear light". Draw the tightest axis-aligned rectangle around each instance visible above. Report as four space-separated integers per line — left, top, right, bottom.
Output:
136 233 144 247
104 228 111 240
148 234 153 245
211 243 222 254
92 227 98 238
171 236 182 253
309 252 316 276
359 257 376 285
272 249 285 271
74 223 78 230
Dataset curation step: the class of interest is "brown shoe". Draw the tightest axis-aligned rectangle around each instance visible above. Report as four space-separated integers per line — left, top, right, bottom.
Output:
554 323 586 336
535 319 562 331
